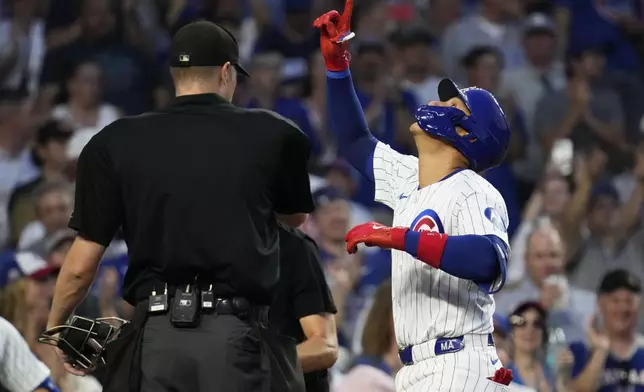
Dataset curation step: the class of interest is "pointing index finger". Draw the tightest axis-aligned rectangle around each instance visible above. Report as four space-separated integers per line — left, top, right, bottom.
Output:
339 0 353 30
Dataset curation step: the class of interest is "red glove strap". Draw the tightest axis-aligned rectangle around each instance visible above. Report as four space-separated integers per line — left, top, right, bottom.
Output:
416 231 448 269
389 227 408 250
325 51 350 72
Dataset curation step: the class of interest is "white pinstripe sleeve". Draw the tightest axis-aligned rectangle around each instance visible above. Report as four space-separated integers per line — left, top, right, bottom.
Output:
373 142 418 209
0 317 51 392
457 191 510 293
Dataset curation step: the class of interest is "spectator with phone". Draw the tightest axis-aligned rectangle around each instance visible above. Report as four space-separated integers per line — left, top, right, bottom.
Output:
569 269 644 392
496 221 595 343
535 46 626 174
507 147 606 286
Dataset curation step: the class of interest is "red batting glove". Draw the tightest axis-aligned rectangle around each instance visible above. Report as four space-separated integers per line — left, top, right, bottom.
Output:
488 368 513 386
345 222 408 254
312 0 353 71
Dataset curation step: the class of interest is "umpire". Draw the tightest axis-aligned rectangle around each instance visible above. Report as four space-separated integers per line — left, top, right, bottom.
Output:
271 224 339 392
45 21 314 392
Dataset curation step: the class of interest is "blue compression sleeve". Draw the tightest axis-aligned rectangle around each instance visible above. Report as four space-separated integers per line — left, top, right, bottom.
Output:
326 69 378 182
36 376 60 392
404 232 508 294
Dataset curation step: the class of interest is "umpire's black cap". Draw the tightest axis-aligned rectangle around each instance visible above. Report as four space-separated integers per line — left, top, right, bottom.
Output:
598 269 642 295
170 21 250 77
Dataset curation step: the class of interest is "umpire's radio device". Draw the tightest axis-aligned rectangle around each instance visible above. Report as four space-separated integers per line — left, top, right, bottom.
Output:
170 284 200 328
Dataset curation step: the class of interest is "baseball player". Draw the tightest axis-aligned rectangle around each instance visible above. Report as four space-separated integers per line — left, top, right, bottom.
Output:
313 1 513 391
0 317 59 392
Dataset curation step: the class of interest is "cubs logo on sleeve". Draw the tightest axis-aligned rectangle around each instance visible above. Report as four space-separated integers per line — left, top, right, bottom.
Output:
484 207 508 234
410 209 445 234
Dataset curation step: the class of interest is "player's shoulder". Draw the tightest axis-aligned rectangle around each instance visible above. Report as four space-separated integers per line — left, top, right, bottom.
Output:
451 170 505 203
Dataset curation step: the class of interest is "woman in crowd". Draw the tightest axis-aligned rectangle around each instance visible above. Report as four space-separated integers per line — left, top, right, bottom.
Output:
51 60 121 132
506 301 573 392
333 281 399 392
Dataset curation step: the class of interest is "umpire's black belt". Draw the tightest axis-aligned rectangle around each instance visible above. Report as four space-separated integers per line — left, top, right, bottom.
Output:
399 334 495 365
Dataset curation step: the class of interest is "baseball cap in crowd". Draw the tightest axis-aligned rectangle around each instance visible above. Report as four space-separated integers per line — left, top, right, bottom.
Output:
588 181 620 210
0 251 59 288
312 186 347 210
44 229 77 256
523 13 556 36
396 25 435 48
280 58 309 84
36 120 73 146
598 269 642 295
170 21 250 77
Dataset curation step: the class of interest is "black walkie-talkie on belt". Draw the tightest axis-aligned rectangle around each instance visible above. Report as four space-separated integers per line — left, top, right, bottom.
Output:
170 284 200 328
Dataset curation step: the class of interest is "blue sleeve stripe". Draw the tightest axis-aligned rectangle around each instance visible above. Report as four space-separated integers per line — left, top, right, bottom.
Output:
326 69 351 79
36 376 60 392
403 230 421 259
477 235 508 294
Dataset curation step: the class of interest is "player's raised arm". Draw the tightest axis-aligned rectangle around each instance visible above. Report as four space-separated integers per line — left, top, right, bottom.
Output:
313 0 377 182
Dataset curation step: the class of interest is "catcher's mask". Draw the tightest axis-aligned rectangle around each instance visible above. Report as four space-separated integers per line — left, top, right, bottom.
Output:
38 316 128 370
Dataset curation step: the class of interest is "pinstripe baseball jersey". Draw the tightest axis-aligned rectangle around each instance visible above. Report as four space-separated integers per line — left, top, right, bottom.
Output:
373 142 509 347
0 316 51 392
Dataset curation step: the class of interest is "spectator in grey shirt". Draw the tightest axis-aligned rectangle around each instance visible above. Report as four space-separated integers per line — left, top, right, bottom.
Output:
496 222 595 343
502 13 566 190
534 46 626 174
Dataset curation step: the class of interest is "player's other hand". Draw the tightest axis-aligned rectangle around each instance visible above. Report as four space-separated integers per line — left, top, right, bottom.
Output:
539 282 562 309
312 0 353 71
344 221 408 253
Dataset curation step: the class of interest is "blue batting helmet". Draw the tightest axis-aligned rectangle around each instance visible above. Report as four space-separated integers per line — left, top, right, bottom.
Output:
414 79 510 172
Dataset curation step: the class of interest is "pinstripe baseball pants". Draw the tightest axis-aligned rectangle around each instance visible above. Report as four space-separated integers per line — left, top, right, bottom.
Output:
395 335 508 392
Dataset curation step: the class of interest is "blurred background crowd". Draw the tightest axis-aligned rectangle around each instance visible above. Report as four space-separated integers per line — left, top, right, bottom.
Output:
0 0 644 391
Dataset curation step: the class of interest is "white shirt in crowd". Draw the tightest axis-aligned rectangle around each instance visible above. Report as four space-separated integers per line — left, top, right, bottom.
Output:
51 104 120 132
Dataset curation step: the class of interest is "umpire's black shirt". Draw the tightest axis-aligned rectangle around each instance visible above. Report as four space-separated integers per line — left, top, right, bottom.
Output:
69 93 314 305
270 225 337 392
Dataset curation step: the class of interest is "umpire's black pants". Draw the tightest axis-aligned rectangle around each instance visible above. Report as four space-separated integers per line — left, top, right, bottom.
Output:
140 313 267 392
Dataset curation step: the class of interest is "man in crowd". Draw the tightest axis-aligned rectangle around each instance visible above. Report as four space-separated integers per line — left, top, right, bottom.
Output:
496 221 595 342
17 181 73 255
570 269 644 391
0 92 39 249
8 120 72 246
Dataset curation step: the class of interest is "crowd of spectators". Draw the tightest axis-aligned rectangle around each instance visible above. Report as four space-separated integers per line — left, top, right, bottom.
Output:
1 0 643 391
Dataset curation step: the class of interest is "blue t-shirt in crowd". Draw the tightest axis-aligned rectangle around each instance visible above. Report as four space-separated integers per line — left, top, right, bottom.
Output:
556 0 641 72
507 360 556 389
90 254 129 297
570 340 644 391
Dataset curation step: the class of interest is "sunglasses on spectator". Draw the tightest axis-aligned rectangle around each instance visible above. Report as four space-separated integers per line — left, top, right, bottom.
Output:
509 315 545 329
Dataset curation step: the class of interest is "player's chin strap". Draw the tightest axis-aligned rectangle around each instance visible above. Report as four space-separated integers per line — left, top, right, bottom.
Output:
38 316 129 370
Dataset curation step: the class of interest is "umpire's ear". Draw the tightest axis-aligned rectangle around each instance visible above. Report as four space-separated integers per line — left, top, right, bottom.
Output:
220 62 233 84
